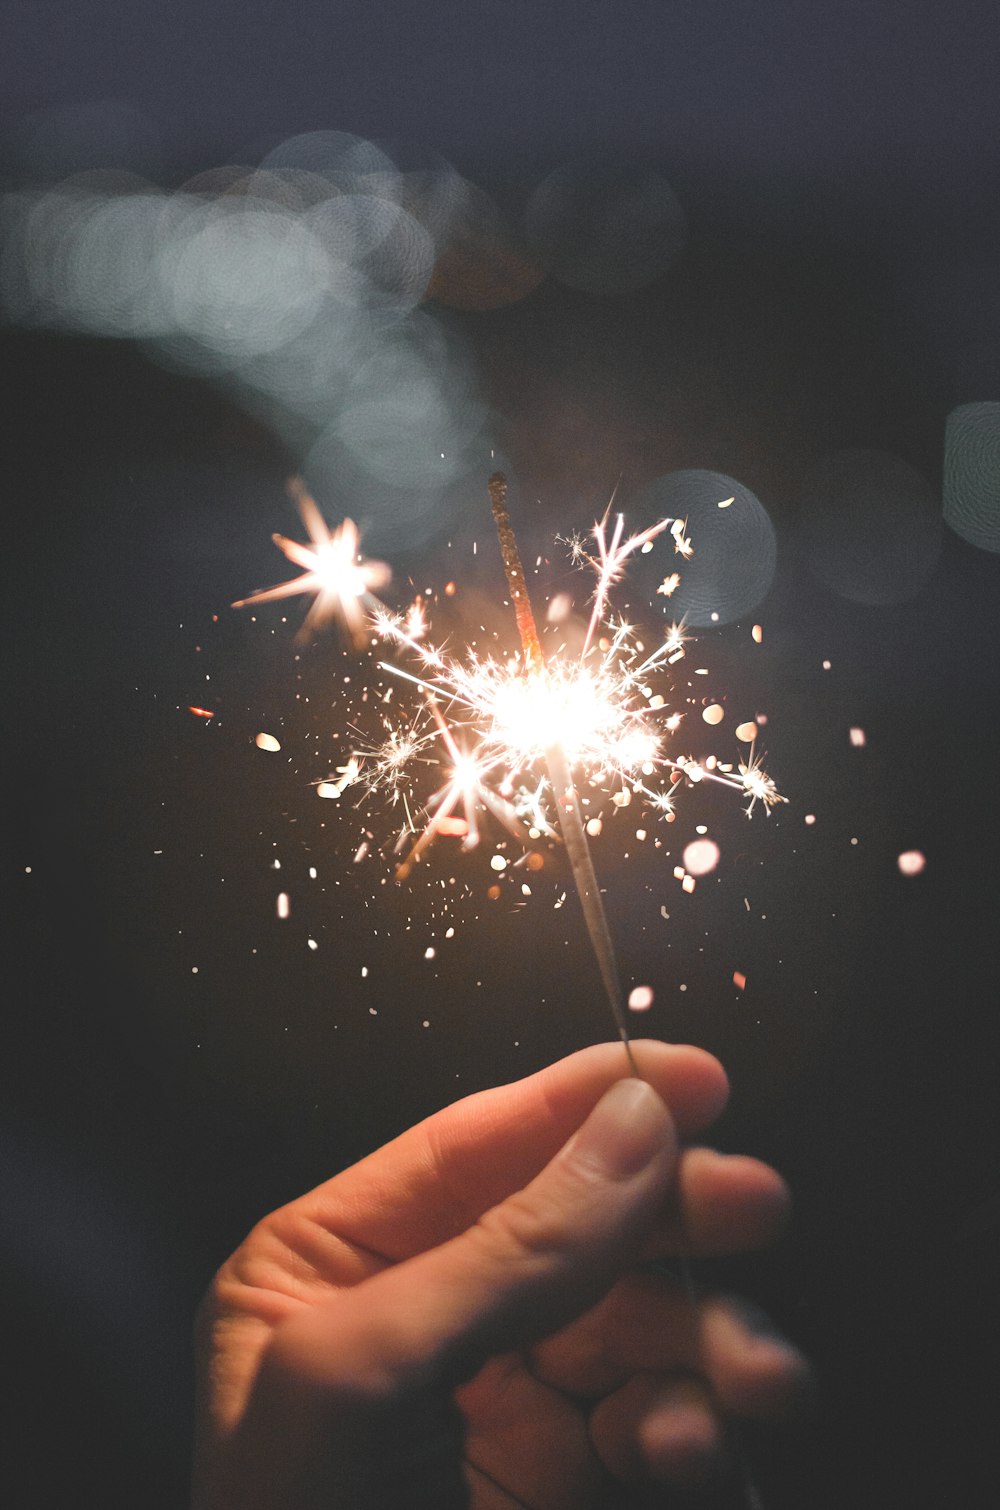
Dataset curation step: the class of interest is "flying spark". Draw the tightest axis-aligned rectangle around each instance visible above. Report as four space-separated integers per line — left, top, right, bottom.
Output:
232 477 390 646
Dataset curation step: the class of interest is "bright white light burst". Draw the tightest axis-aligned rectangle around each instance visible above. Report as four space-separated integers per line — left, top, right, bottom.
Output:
232 477 390 644
236 490 785 874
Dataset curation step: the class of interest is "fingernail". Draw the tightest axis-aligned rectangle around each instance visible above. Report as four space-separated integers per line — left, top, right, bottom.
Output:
568 1078 674 1179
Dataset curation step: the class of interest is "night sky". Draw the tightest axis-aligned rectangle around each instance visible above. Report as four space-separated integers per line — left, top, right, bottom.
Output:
3 6 999 1508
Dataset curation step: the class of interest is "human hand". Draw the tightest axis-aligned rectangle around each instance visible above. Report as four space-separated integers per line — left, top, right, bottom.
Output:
192 1042 809 1508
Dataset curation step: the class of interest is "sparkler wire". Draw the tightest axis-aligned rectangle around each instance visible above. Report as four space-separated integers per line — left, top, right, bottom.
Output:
490 473 766 1510
487 473 638 1076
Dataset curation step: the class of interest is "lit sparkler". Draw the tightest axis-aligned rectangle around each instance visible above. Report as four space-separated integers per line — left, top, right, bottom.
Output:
232 482 783 1510
233 472 784 1059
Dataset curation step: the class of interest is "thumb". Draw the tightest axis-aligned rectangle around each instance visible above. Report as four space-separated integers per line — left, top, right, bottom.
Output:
215 1078 676 1508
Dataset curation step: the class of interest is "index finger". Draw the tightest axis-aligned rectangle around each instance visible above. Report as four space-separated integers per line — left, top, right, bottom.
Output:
286 1041 728 1266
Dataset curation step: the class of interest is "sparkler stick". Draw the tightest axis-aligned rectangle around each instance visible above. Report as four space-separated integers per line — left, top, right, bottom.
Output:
491 471 774 1509
488 473 639 1075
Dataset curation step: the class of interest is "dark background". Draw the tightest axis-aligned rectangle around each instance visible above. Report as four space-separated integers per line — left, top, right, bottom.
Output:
3 4 999 1507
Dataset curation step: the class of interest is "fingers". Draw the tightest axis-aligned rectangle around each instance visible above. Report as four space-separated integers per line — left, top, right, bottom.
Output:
648 1145 791 1257
589 1373 726 1491
212 1080 678 1509
285 1040 729 1265
697 1295 813 1419
269 1079 680 1394
535 1279 811 1495
530 1269 700 1398
587 1305 812 1495
529 1272 810 1418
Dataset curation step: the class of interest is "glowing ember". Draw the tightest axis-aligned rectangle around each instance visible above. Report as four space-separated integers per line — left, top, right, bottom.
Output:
897 849 926 876
850 727 866 747
682 838 721 875
628 984 655 1011
255 732 281 752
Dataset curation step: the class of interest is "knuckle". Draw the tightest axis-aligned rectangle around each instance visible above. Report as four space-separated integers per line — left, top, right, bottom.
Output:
473 1185 574 1270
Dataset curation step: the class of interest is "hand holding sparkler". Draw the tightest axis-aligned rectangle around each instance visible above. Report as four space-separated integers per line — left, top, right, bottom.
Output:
227 479 796 1507
191 1042 808 1510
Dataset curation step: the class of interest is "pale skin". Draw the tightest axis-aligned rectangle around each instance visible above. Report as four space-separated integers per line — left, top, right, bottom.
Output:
192 1041 810 1508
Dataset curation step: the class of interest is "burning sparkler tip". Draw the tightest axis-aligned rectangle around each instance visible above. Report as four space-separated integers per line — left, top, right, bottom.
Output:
488 472 508 510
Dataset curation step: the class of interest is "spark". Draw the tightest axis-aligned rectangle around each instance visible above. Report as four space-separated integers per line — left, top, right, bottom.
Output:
573 506 674 656
670 516 693 557
737 744 783 817
394 698 536 880
404 597 428 640
232 478 390 645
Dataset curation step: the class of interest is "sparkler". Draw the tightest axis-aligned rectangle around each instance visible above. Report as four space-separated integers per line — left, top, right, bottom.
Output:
487 471 638 1071
232 475 782 1509
234 474 784 1066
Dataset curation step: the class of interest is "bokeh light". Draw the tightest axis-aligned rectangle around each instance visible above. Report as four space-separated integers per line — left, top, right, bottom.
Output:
259 130 397 184
943 402 1000 553
523 158 687 294
682 838 721 876
159 198 331 364
798 449 942 605
0 133 526 552
630 469 777 626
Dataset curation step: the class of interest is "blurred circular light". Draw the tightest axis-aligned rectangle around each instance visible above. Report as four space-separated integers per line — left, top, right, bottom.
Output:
682 838 720 875
63 190 171 336
632 470 777 626
798 449 941 604
159 199 329 364
897 849 926 876
260 131 395 187
306 193 434 313
524 158 687 294
943 402 1000 553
